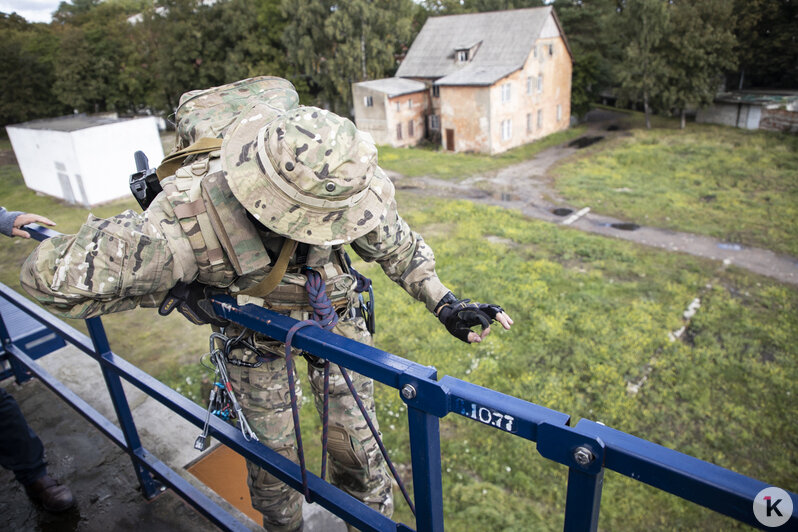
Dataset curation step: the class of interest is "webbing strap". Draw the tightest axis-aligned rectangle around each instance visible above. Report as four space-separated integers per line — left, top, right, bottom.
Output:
173 199 206 219
239 238 298 297
157 137 223 179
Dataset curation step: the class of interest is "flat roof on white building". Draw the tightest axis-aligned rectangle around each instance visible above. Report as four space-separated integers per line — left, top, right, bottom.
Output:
353 78 427 98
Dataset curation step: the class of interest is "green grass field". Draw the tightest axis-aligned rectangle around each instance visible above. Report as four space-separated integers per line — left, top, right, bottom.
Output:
362 195 797 530
1 121 795 530
552 118 798 257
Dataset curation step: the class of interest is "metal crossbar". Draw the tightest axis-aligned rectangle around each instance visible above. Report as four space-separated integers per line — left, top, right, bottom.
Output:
0 224 794 531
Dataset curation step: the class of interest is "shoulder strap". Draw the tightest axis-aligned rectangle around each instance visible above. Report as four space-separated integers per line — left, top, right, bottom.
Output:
239 238 298 297
157 137 224 180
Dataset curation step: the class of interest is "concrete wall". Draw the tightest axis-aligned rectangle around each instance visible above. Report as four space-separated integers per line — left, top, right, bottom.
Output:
385 91 428 148
696 103 761 129
352 85 389 145
8 117 163 207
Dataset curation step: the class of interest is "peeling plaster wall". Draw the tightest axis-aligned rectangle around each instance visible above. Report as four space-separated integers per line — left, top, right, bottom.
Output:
487 34 571 154
385 91 428 148
440 85 492 152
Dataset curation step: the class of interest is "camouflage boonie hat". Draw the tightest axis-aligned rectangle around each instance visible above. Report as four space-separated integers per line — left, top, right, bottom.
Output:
173 76 299 152
222 104 394 246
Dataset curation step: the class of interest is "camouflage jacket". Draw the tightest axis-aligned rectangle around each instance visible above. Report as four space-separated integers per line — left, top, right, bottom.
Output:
19 170 450 320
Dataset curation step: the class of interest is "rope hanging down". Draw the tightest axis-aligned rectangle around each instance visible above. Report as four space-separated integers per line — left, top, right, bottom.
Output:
284 267 415 515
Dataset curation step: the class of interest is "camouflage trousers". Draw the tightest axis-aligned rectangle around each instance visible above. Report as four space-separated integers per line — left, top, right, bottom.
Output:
225 316 394 532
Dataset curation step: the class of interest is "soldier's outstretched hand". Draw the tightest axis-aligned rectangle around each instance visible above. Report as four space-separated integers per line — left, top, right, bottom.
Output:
435 293 514 344
12 213 56 239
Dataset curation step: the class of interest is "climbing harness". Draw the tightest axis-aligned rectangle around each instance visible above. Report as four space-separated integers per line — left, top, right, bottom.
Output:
283 267 416 515
195 329 266 451
344 252 375 335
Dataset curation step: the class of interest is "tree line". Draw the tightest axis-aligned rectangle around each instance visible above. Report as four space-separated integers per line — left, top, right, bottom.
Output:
1 0 795 129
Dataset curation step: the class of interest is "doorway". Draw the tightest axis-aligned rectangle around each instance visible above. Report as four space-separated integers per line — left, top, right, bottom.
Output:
445 128 455 151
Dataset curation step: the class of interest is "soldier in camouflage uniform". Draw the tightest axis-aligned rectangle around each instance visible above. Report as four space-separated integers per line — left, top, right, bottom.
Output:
20 76 513 531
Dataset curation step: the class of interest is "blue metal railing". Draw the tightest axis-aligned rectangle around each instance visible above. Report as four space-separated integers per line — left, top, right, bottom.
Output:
0 224 795 531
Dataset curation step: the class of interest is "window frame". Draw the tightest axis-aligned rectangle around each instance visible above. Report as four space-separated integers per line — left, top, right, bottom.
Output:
501 119 512 141
501 82 512 103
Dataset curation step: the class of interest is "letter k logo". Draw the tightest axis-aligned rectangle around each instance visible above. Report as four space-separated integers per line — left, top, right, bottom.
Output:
754 487 792 527
764 495 783 517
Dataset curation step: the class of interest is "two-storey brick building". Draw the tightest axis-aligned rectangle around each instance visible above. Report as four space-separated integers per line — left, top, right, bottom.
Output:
352 6 572 154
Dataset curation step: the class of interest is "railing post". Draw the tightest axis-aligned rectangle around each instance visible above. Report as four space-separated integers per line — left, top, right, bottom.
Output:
0 309 31 384
407 405 445 532
85 317 163 499
563 467 604 532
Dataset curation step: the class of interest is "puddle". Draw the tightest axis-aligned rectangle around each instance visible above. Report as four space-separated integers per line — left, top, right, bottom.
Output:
552 208 574 216
717 243 743 251
606 125 620 131
568 136 604 149
607 222 640 231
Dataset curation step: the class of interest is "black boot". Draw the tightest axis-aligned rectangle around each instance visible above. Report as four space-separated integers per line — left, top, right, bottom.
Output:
24 475 75 512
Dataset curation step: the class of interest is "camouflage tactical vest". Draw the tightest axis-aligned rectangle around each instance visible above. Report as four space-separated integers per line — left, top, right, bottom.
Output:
161 153 356 311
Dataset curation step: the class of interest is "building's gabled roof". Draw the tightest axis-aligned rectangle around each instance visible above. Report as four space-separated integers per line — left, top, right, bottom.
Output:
353 78 427 98
396 6 570 86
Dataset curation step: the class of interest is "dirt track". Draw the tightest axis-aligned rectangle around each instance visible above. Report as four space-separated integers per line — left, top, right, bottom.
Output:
389 110 798 285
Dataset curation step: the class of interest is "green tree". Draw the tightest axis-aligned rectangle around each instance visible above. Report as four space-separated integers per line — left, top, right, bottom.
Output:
282 0 414 115
554 0 621 118
281 0 337 107
732 0 798 89
615 0 670 129
136 0 206 112
323 0 414 112
0 13 68 126
52 1 147 113
663 0 737 129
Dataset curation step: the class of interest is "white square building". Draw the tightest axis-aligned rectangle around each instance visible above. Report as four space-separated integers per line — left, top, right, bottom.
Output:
6 114 164 207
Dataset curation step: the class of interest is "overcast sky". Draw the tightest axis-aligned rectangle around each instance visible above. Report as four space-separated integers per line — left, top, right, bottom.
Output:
2 0 60 23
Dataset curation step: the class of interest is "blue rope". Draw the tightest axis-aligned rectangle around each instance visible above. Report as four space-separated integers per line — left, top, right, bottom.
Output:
283 267 415 515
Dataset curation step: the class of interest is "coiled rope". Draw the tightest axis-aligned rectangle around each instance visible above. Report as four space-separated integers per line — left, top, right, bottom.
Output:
284 267 415 515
